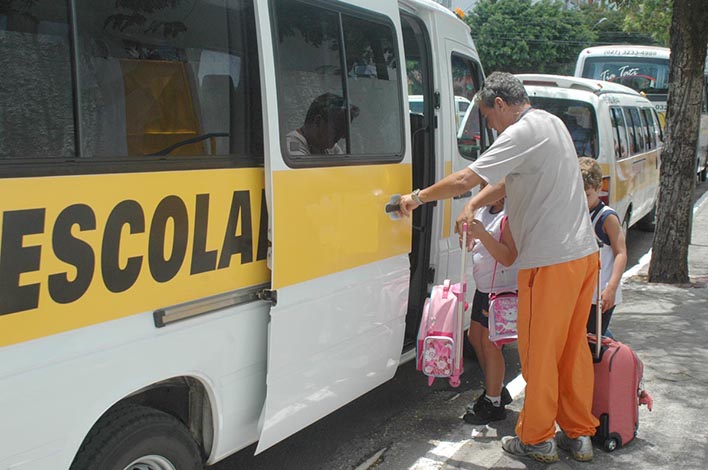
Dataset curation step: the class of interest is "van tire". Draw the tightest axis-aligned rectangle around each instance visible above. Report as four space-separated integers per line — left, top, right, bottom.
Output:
70 404 203 470
637 205 656 232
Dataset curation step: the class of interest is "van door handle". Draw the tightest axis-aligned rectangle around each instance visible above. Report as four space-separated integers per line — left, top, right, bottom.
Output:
453 191 472 200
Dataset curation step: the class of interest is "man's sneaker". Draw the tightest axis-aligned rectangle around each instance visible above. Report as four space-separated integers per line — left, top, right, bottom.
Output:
466 386 513 414
462 396 506 424
501 435 559 463
557 432 594 462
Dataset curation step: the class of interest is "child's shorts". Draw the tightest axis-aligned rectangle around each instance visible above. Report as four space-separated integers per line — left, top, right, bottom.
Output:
470 289 490 329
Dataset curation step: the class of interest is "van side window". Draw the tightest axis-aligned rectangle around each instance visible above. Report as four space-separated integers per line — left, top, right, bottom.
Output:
652 108 664 143
635 107 649 152
274 0 403 164
0 0 75 159
75 0 262 161
452 54 483 160
610 107 628 160
641 108 657 150
625 107 646 154
622 107 639 155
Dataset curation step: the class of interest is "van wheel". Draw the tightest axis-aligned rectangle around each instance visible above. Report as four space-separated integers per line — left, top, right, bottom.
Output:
70 405 203 470
637 205 656 232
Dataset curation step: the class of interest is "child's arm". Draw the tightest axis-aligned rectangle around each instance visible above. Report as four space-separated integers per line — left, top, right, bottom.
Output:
601 212 627 311
468 218 518 266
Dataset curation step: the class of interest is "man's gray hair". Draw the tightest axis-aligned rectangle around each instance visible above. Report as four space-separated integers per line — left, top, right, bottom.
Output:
475 72 530 108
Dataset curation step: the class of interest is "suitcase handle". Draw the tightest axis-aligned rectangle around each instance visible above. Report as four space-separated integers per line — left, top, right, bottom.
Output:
595 256 602 359
453 223 468 374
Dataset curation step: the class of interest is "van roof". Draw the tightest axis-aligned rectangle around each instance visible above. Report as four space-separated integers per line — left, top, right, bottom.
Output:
399 0 462 20
516 74 641 97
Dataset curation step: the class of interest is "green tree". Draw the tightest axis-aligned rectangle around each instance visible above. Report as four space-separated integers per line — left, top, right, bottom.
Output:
466 0 595 74
577 3 657 47
648 0 708 283
615 0 672 47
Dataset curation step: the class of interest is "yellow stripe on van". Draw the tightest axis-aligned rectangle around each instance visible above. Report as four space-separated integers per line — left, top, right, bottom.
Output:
0 169 269 347
271 164 411 289
442 161 453 239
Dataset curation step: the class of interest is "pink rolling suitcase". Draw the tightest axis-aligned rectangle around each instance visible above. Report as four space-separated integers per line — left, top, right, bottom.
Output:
589 270 653 452
416 224 468 387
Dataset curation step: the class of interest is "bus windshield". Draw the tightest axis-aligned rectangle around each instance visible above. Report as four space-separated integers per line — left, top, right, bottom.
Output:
581 57 669 94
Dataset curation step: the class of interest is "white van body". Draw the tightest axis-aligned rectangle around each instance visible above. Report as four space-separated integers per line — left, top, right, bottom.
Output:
517 74 662 232
0 1 486 469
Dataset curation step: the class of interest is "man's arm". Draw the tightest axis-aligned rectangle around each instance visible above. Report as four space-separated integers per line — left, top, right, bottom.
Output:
398 167 484 216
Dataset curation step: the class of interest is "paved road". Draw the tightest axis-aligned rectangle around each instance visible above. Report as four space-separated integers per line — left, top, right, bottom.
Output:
211 178 707 470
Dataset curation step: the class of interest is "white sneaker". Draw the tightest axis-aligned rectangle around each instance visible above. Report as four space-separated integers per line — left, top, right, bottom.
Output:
501 435 559 463
557 431 594 462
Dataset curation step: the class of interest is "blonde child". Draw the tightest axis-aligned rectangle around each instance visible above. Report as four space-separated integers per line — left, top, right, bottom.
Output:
578 157 627 336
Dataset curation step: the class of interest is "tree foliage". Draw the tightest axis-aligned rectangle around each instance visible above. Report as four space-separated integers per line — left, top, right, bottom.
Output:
576 3 657 47
614 0 672 47
466 0 595 74
464 0 665 75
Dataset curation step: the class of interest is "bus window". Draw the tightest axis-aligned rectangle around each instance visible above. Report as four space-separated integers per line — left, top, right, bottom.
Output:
641 107 657 150
275 0 402 162
0 0 75 159
610 107 629 159
75 0 262 160
580 57 670 94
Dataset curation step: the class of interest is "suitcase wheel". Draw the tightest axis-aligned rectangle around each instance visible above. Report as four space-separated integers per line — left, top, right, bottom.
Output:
603 437 619 452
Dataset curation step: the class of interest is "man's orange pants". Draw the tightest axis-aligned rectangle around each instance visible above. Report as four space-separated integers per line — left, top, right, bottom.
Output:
515 252 600 445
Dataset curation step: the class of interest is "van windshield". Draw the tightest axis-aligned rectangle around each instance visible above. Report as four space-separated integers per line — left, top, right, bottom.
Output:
529 97 598 159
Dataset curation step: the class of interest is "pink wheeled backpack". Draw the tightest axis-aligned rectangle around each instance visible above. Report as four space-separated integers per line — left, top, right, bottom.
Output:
416 224 468 387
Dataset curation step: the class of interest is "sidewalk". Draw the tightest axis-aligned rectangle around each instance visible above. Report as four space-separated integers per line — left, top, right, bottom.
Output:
399 193 708 470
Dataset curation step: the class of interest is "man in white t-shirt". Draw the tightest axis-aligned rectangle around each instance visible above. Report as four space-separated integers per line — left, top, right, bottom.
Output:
286 93 359 156
399 72 599 463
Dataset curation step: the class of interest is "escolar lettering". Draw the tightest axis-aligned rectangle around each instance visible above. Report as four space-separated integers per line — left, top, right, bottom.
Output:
0 190 268 316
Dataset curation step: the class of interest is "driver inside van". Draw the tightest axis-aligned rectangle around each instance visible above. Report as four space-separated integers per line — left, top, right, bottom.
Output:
286 93 360 156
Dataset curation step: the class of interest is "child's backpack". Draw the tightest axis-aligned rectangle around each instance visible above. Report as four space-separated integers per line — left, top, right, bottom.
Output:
416 224 468 387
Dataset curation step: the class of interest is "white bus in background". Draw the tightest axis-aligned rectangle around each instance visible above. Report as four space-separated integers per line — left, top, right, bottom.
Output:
0 0 489 469
575 44 708 181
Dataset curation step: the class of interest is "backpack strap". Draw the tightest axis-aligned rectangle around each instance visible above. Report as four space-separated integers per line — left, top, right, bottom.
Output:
490 216 507 294
591 204 615 247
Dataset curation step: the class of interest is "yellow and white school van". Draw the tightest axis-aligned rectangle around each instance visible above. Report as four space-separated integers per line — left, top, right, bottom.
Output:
517 74 661 232
0 0 488 469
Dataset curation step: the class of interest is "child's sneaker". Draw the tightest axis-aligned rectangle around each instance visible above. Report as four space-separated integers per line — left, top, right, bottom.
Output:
557 431 594 462
501 435 559 463
466 386 512 414
462 396 506 424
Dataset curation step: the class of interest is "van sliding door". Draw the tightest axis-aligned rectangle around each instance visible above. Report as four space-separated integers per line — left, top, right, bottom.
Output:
256 0 411 452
